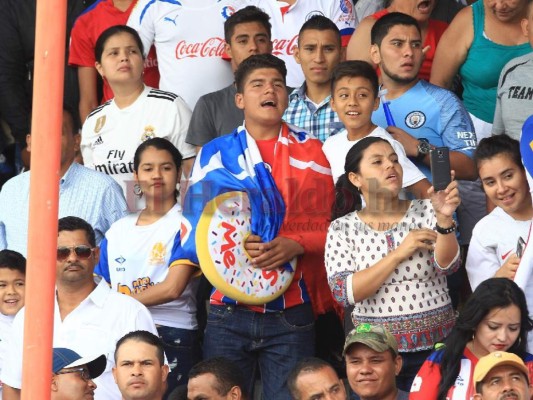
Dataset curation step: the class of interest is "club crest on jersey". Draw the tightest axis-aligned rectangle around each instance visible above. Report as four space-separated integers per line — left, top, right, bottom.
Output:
340 0 353 14
141 125 155 141
306 10 325 21
221 6 235 20
95 116 106 133
149 242 166 265
405 111 426 129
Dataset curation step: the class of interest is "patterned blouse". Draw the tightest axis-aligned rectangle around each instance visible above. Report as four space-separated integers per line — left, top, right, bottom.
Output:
325 199 460 352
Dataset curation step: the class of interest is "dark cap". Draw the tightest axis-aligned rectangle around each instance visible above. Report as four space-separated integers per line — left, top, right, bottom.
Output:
53 348 106 379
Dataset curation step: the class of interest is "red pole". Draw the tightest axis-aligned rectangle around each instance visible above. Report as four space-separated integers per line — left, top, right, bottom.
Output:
21 0 67 398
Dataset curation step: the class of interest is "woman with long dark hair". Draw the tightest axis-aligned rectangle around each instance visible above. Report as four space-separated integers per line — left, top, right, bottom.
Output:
325 136 461 390
410 277 533 399
95 137 199 395
81 25 195 197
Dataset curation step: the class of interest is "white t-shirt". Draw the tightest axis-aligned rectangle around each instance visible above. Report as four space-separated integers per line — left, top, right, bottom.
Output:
466 206 531 290
253 0 357 87
127 0 247 109
0 281 157 400
81 85 195 196
96 204 198 329
470 206 533 350
0 313 14 399
322 126 426 185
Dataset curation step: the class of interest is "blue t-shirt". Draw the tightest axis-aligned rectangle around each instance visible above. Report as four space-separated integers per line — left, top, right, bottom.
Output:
372 80 476 180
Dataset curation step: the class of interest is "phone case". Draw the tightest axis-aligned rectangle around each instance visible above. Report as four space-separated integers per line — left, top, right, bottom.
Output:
430 147 451 192
517 237 526 258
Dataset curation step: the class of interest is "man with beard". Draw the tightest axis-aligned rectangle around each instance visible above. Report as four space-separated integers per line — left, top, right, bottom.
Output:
368 12 476 183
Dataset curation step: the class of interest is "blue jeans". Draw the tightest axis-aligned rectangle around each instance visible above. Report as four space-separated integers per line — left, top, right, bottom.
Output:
157 326 201 398
203 303 315 400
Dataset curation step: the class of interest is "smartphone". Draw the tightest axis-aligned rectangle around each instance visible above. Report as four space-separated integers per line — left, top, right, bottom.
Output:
516 236 526 258
430 147 451 192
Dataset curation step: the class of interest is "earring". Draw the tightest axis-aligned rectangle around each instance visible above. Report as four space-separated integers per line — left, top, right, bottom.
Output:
355 186 362 194
134 183 143 196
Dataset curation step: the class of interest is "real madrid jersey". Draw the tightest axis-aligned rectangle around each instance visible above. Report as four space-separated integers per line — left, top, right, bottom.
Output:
127 0 247 109
372 80 476 180
81 85 195 196
253 0 357 88
96 204 198 329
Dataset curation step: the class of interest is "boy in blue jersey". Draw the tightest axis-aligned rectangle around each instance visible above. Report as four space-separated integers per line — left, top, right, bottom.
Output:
369 12 476 182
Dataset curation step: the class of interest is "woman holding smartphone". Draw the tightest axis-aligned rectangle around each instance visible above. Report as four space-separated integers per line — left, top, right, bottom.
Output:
466 134 532 286
325 136 461 391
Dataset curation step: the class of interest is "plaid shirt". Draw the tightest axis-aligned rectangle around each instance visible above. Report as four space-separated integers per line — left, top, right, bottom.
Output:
283 84 344 142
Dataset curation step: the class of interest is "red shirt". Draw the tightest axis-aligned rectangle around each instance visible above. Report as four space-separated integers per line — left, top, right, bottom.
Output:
69 0 159 102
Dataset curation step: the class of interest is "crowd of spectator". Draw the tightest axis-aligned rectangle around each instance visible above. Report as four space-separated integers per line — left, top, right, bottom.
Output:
1 0 533 399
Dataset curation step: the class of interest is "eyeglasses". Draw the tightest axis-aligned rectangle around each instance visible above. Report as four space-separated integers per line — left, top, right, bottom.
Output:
55 367 92 382
56 245 94 261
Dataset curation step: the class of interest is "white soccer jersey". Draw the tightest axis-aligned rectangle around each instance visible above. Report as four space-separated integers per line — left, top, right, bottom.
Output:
96 204 198 329
252 0 357 87
81 86 195 196
127 0 247 109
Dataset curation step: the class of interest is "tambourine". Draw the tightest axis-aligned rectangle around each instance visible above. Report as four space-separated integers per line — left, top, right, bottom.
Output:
196 191 296 305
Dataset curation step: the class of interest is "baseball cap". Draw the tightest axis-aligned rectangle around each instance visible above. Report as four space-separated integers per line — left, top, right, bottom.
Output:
343 323 398 356
473 352 529 385
52 348 106 379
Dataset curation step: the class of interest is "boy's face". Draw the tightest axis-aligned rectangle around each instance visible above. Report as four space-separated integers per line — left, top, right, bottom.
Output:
235 67 288 127
0 268 25 315
331 76 379 134
226 21 272 71
294 28 342 87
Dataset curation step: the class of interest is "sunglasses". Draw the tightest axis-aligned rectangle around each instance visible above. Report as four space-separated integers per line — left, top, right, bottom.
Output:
55 367 92 382
57 245 94 261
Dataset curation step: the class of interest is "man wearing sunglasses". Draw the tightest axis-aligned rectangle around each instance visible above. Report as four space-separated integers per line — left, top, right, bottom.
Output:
2 216 158 400
52 347 106 400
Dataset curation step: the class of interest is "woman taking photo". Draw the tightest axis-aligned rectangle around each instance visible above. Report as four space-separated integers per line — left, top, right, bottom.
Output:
325 136 461 390
95 138 199 395
81 25 195 198
410 277 533 399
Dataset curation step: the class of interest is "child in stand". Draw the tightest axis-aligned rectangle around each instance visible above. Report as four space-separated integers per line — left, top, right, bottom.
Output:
322 60 429 198
0 250 25 398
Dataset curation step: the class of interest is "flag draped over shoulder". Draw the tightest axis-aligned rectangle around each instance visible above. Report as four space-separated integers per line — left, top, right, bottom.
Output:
171 124 287 268
171 122 339 316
